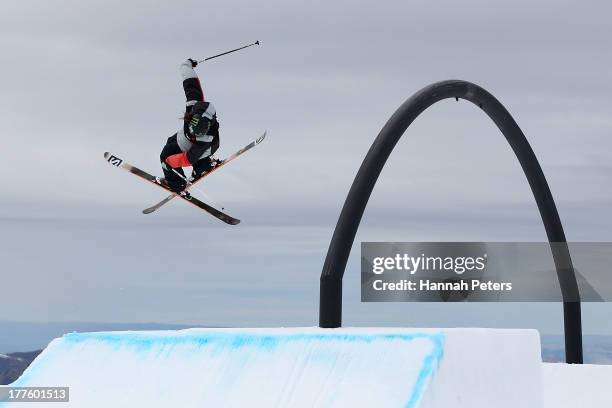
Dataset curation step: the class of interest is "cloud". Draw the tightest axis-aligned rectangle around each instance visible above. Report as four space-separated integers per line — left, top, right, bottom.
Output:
1 0 611 329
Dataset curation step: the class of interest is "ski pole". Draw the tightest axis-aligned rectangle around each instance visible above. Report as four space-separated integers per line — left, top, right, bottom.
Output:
198 41 260 63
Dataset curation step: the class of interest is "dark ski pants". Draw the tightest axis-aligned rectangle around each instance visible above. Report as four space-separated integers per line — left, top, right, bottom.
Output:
160 134 214 191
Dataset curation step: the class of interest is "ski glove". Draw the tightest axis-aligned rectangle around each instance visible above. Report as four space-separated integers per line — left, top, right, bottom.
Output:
188 58 198 68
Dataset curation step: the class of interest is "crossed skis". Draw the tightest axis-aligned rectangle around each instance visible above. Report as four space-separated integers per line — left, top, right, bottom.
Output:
104 132 266 225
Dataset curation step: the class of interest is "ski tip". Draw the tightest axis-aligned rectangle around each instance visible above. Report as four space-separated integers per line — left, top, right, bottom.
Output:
256 132 267 144
142 208 154 215
104 152 124 167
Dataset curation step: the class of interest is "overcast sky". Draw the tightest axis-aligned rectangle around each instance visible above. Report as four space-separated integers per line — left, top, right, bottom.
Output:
1 0 611 336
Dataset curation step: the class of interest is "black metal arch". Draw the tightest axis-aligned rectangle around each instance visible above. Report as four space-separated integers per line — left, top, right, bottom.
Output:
318 80 583 364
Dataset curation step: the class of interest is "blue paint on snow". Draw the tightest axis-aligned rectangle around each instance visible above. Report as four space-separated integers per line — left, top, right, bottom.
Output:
405 334 445 408
8 330 446 407
59 331 442 350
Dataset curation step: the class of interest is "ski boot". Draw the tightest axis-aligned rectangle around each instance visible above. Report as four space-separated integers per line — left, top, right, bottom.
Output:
157 176 189 197
178 190 193 200
210 156 222 168
189 156 220 183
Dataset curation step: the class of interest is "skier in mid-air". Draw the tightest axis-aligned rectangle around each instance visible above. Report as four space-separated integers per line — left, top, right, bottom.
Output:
104 42 264 224
160 58 221 193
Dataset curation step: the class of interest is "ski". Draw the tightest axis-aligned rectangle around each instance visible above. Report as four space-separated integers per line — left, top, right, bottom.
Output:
142 132 266 214
103 152 240 225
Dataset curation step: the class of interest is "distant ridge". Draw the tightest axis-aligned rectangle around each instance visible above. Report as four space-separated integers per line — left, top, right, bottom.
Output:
0 350 41 384
541 334 612 364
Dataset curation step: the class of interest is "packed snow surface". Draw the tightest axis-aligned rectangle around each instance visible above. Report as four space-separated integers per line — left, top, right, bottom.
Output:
3 327 544 407
543 363 612 408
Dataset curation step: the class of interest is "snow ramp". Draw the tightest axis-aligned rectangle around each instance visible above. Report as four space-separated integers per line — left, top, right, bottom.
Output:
2 328 541 407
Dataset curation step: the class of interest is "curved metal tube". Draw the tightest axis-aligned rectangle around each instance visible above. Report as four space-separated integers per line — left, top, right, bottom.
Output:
318 80 583 364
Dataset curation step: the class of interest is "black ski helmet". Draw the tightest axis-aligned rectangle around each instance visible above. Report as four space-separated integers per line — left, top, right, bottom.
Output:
188 101 216 138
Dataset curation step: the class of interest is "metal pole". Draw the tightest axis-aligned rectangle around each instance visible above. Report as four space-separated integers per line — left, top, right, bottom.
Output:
319 80 583 364
199 41 260 63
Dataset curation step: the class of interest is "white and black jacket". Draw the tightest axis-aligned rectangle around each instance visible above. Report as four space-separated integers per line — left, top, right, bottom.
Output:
170 60 219 166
